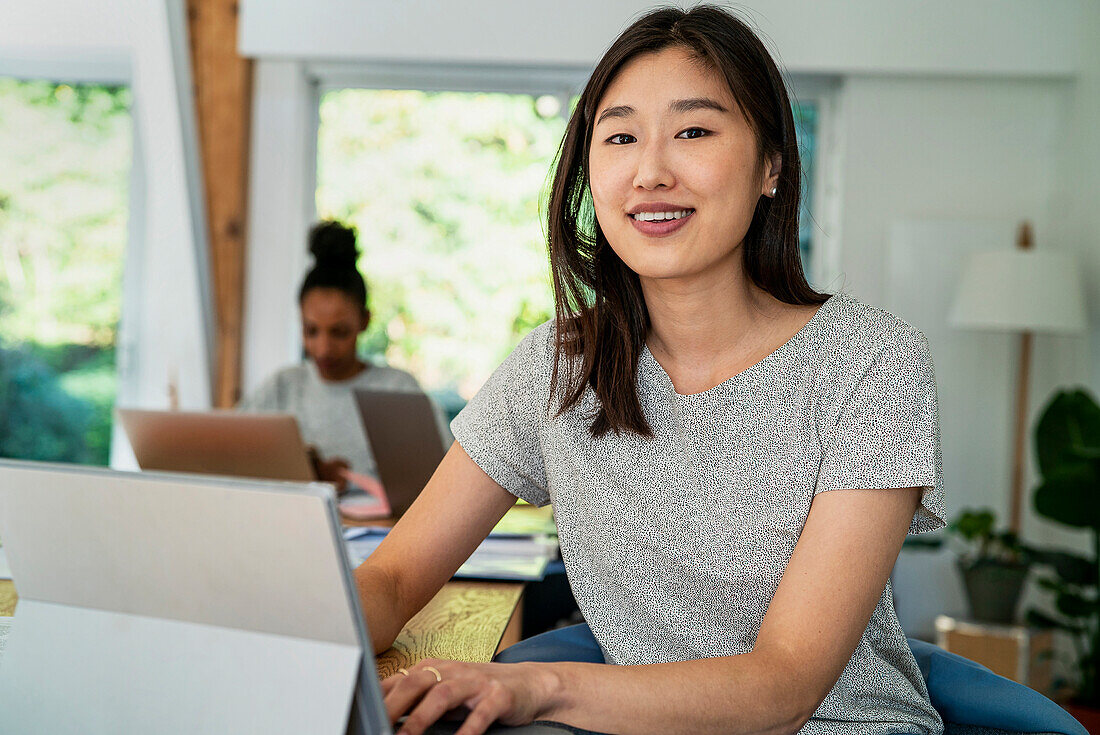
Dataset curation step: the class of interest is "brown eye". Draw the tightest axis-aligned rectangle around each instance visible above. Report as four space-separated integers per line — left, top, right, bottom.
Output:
676 127 710 140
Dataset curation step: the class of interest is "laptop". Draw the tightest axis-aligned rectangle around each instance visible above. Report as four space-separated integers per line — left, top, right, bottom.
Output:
118 408 316 481
118 408 390 519
353 389 449 518
0 461 566 735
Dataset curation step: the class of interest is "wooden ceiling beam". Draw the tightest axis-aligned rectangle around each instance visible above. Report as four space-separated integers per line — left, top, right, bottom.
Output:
187 0 252 407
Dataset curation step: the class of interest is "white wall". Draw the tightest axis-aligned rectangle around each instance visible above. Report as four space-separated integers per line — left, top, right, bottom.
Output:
0 0 213 435
240 0 1080 78
1049 1 1100 397
1032 0 1100 556
833 76 1066 304
242 61 317 392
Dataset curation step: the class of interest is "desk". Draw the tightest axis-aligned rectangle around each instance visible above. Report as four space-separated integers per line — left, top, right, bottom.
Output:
0 580 14 618
0 578 522 674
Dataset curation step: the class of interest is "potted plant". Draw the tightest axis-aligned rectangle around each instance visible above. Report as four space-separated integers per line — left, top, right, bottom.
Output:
951 509 1031 623
1026 388 1100 717
904 508 1031 623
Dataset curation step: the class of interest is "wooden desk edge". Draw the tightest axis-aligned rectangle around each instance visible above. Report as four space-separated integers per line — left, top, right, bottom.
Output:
374 581 523 677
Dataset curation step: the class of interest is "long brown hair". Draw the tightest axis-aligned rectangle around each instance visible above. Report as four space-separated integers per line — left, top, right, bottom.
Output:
547 4 827 438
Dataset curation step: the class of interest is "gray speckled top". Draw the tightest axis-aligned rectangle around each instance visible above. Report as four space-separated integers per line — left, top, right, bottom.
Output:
452 293 946 735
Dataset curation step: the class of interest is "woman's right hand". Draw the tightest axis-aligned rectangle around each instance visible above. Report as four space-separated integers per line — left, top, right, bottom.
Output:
308 448 350 494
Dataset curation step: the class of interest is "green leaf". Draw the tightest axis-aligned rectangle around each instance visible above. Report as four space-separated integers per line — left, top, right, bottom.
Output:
1033 463 1100 529
902 536 943 550
1026 609 1066 630
1035 389 1100 477
952 509 996 540
1031 550 1098 586
1036 576 1069 593
1056 591 1097 618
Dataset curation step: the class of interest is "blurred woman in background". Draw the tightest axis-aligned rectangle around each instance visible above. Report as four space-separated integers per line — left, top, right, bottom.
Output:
239 220 421 492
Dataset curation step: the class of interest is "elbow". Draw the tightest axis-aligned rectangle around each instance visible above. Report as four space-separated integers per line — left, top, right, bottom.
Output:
753 650 828 735
353 561 406 653
779 705 816 735
753 698 816 735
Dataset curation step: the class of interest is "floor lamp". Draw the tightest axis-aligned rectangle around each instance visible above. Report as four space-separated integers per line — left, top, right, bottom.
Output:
948 222 1087 535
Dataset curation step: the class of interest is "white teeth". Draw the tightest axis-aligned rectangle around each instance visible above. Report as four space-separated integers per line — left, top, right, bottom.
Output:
632 209 693 221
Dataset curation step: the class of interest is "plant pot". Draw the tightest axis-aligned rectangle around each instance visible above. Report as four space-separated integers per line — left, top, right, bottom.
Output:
1063 702 1100 734
957 558 1029 624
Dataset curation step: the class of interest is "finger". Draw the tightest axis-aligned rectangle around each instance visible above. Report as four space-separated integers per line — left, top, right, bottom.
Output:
383 667 454 725
398 677 482 735
380 672 406 695
454 687 508 735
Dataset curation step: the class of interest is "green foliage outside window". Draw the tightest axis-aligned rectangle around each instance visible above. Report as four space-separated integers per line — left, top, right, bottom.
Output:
0 78 131 465
316 89 564 399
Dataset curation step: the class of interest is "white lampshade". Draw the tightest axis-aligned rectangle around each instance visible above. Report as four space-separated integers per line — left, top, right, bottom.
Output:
949 250 1088 334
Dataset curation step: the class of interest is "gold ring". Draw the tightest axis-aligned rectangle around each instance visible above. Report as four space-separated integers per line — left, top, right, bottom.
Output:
397 668 410 677
423 665 443 683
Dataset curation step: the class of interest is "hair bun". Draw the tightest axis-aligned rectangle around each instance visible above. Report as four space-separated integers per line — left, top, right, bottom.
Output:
308 220 359 268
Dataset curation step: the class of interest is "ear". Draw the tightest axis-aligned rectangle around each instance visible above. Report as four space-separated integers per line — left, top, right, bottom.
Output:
360 309 371 333
762 152 782 197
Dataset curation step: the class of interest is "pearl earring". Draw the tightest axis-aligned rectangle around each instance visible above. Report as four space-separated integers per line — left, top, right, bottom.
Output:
771 187 777 197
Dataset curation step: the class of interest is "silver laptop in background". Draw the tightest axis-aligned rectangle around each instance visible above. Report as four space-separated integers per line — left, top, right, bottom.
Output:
118 408 316 481
353 389 448 518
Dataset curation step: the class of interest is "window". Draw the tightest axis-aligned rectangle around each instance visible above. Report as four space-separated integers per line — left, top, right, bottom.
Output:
795 102 818 276
0 77 132 465
316 88 566 412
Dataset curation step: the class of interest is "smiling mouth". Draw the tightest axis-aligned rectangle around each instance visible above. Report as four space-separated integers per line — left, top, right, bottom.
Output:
629 208 695 222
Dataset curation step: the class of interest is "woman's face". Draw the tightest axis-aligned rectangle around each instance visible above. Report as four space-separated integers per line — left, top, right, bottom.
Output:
588 46 778 286
300 288 368 381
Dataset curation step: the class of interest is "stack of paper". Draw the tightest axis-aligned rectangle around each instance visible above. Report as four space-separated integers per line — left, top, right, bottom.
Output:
344 524 558 582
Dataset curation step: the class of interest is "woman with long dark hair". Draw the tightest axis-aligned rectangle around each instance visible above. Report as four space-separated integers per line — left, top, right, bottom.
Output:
356 7 944 735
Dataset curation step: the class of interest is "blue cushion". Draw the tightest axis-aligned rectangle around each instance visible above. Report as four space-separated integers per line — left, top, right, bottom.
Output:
907 638 1086 735
494 623 604 664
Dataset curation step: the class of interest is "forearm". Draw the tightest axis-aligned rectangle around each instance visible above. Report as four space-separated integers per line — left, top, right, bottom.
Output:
538 649 817 735
353 562 412 654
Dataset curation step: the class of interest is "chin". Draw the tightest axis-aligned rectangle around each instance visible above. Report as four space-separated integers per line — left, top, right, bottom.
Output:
611 248 700 282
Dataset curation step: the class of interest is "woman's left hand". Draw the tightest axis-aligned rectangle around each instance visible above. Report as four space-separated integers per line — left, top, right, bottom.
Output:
380 658 558 735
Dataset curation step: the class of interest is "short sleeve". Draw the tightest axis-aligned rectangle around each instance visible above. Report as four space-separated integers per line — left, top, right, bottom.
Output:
392 370 422 391
450 324 553 507
814 331 945 534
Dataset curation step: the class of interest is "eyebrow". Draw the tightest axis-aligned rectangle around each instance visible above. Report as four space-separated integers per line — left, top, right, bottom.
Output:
595 97 729 125
670 97 728 114
595 105 634 125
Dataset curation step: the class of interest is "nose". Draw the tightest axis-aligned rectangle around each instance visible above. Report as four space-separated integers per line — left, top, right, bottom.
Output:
312 335 335 360
632 139 675 191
